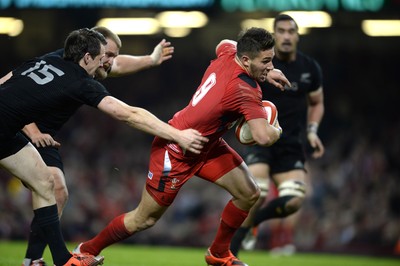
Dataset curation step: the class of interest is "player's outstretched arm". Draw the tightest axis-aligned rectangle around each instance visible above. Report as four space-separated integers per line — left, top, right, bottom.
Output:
109 39 174 77
97 96 208 154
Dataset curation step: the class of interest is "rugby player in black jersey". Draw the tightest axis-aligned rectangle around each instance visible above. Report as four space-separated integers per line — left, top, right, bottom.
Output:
0 28 207 266
1 26 174 266
231 14 325 256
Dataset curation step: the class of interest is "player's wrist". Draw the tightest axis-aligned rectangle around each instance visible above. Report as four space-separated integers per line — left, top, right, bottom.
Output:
149 54 157 66
307 122 319 134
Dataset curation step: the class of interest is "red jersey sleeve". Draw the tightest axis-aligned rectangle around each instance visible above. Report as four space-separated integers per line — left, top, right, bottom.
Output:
215 40 237 58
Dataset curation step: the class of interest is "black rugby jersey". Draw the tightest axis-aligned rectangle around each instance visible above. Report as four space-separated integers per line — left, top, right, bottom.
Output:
262 51 322 143
0 52 110 137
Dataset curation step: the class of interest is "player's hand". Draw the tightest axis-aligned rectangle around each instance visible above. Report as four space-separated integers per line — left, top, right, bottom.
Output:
177 129 208 154
266 69 291 91
307 132 324 158
150 39 174 66
30 132 61 148
273 119 283 137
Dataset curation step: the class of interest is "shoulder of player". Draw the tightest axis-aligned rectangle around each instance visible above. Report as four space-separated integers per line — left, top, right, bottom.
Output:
296 51 320 67
41 48 63 58
80 77 105 88
236 73 258 89
216 39 236 57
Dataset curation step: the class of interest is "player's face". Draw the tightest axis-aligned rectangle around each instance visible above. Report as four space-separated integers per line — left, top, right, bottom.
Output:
87 45 106 77
248 48 275 83
96 38 119 80
273 20 299 55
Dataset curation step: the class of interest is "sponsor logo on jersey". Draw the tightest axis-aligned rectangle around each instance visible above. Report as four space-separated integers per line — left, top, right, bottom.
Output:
284 82 298 91
147 171 153 180
294 160 304 169
300 73 311 84
171 178 180 190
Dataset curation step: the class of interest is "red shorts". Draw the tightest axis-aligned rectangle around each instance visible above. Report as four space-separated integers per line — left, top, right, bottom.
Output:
146 137 243 206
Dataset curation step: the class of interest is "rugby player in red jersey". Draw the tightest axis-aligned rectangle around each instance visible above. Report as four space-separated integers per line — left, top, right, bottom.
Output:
74 27 290 266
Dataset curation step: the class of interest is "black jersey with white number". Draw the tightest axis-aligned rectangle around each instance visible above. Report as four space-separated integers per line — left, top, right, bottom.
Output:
0 52 110 137
262 51 322 143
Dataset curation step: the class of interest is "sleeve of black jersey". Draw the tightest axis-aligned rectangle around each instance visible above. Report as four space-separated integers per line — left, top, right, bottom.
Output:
76 79 111 108
42 48 64 58
310 58 323 92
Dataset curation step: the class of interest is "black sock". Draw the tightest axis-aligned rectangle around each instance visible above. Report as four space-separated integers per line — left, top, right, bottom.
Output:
33 205 71 265
25 215 47 260
230 227 250 257
253 196 295 226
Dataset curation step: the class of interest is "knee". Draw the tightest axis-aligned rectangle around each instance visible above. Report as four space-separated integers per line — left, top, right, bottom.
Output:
240 184 260 210
53 178 69 209
36 171 55 195
278 180 307 214
253 176 269 204
284 196 305 214
55 188 69 216
249 186 261 206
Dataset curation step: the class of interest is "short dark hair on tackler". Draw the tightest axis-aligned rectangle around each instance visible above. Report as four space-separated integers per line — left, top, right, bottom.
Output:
63 28 107 63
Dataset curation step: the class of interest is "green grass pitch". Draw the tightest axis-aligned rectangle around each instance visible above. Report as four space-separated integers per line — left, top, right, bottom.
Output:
0 241 398 266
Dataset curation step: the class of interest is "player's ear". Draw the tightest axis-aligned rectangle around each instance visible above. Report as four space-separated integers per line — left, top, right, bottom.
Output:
83 52 91 65
240 54 251 68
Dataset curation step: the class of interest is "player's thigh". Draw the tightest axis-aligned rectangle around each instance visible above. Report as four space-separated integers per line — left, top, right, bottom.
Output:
272 169 306 185
215 162 259 209
1 143 52 191
248 162 271 179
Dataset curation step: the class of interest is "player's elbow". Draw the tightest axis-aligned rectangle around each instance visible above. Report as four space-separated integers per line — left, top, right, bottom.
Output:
99 96 133 122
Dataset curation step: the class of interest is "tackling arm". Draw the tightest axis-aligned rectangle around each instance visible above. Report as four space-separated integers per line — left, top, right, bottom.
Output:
97 96 208 154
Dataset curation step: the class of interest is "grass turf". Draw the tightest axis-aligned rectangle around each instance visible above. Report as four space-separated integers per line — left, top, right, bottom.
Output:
0 241 398 266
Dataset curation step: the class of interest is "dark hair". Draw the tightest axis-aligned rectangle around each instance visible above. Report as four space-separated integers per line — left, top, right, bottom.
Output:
274 14 299 30
63 28 107 63
236 27 275 59
91 26 122 49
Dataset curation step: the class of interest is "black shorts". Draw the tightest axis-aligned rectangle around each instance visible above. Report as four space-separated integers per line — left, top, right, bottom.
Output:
243 140 306 174
0 132 29 159
37 146 64 172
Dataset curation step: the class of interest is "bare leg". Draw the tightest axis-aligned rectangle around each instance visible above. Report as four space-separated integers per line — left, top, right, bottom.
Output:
80 185 168 256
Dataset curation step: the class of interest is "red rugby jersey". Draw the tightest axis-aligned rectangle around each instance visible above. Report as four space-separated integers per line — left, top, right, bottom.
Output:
169 40 267 147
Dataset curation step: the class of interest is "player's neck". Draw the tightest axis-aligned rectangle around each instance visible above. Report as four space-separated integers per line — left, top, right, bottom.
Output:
276 51 296 62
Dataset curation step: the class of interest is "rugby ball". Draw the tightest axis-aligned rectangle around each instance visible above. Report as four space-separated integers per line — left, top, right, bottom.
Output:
235 100 278 145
